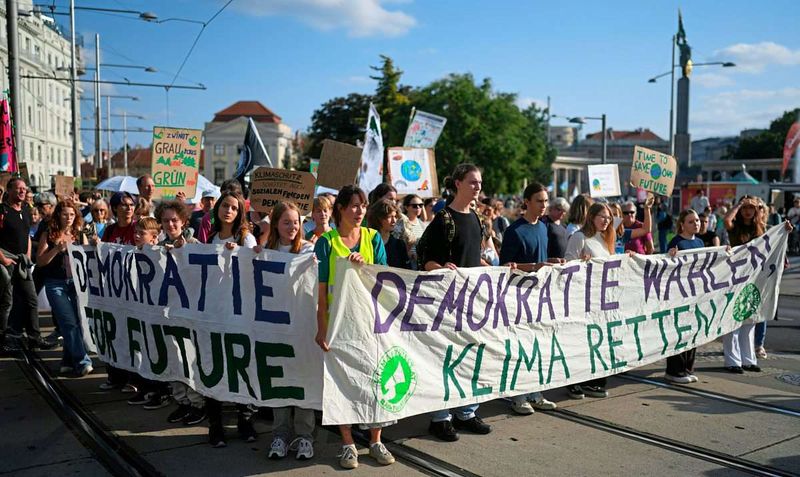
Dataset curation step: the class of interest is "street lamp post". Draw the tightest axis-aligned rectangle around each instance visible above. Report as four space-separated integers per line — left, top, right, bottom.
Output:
568 115 608 165
69 0 79 176
110 112 145 176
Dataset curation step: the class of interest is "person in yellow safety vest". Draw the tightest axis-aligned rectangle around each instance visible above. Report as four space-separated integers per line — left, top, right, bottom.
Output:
313 185 395 470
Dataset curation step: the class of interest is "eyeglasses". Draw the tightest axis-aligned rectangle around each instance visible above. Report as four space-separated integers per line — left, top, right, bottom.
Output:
622 211 636 215
597 215 612 222
408 204 424 208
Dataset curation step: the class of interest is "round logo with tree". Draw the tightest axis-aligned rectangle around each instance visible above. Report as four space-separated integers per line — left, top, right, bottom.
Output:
733 283 762 322
592 178 602 191
650 164 663 180
401 160 423 182
372 346 417 413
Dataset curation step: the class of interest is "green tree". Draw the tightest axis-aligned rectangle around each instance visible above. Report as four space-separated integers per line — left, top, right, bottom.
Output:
305 93 373 158
369 55 410 146
729 108 800 159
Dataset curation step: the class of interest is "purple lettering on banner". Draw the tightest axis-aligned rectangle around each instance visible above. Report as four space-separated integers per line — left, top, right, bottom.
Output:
158 252 190 309
664 259 688 300
707 252 730 290
95 248 111 297
122 252 138 302
71 250 88 292
467 273 493 331
600 259 621 311
560 265 580 317
253 260 289 324
402 274 443 332
492 273 512 329
189 253 218 312
372 271 408 334
727 255 748 285
110 251 124 298
231 256 242 315
134 252 155 305
643 259 669 301
514 276 538 325
686 254 711 296
761 233 771 252
746 244 767 271
536 274 556 322
432 276 470 332
584 263 593 313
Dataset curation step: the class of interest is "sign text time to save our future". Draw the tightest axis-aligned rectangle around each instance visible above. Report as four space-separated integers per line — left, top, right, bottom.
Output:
630 146 677 197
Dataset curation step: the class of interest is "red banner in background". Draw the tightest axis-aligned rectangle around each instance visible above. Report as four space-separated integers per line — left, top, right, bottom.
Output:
0 99 17 173
783 122 800 178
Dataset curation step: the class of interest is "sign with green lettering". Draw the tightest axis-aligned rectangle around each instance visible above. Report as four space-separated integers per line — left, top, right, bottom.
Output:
150 126 202 200
630 145 677 196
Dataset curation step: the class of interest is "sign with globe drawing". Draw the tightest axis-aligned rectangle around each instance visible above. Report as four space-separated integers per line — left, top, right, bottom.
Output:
387 147 440 198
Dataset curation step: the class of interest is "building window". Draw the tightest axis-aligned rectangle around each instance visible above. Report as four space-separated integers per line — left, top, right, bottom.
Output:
214 166 225 184
214 144 225 156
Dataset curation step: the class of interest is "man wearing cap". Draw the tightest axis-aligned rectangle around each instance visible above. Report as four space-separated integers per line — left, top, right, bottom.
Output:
191 190 218 239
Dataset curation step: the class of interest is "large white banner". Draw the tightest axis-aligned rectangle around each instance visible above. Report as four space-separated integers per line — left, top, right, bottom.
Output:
322 227 788 424
68 243 322 409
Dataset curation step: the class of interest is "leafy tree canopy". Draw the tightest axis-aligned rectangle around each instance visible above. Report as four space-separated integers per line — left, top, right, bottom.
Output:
729 108 800 159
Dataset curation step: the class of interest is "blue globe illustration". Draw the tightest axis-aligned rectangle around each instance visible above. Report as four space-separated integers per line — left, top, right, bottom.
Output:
650 164 662 180
401 160 422 182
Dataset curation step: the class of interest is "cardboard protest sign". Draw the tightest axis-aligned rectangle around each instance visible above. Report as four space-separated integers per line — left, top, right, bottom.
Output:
387 147 439 198
69 243 322 409
587 164 621 198
150 126 202 200
323 227 789 424
18 163 29 183
316 139 362 190
54 175 74 199
250 167 316 215
403 109 447 149
631 146 677 196
0 171 11 190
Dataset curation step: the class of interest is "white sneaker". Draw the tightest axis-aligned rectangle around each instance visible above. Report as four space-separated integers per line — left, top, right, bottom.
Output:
294 437 314 460
664 373 692 384
268 437 287 459
511 400 535 415
687 374 699 383
79 365 93 377
369 442 395 466
338 444 359 469
532 397 558 410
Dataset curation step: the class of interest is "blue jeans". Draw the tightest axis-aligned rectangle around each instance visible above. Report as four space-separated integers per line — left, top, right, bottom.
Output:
431 404 479 422
45 278 91 371
658 229 669 253
754 321 766 348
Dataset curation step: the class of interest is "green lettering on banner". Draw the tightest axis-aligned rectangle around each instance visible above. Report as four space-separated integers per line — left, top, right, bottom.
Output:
692 300 717 345
224 333 257 398
606 320 626 369
651 310 671 355
511 338 543 391
718 292 735 335
624 315 647 361
499 339 512 392
471 344 492 397
586 324 608 373
442 343 473 402
127 317 142 368
101 311 118 362
673 305 692 351
254 342 304 400
164 326 192 378
143 324 169 375
548 333 570 382
193 330 225 387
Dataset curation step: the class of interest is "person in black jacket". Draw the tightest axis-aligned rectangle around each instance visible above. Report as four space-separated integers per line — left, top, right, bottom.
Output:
367 199 410 269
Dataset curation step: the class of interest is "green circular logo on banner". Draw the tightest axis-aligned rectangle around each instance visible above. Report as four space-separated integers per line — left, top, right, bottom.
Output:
373 346 416 413
650 164 663 180
733 283 762 322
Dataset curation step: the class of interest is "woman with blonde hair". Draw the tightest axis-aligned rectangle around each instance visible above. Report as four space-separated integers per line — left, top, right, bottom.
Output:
566 194 594 236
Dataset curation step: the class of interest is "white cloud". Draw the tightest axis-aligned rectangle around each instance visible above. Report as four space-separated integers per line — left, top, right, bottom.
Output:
232 0 416 37
337 75 373 85
692 72 734 88
515 96 546 110
691 87 800 138
710 42 800 73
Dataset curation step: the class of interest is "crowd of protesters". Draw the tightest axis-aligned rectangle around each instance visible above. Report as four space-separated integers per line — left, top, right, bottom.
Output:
0 165 794 470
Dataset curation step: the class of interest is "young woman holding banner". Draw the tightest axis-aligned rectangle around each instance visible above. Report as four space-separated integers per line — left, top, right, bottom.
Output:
314 185 395 470
202 191 259 448
265 201 316 460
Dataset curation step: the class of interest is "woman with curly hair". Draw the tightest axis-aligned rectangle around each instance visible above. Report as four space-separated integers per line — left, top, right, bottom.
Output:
36 200 91 376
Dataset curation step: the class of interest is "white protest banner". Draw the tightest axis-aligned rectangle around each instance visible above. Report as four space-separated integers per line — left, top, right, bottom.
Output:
403 110 447 149
358 103 384 194
387 147 439 198
68 243 323 409
587 164 621 198
631 146 677 196
322 227 788 424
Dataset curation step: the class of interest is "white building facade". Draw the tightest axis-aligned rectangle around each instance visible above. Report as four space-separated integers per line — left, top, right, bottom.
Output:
202 101 295 184
0 0 82 189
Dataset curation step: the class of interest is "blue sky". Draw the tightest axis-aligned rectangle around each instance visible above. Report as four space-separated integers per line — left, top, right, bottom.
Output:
62 0 800 152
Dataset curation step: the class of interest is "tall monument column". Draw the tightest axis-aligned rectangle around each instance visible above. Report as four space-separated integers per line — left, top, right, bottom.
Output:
674 14 693 169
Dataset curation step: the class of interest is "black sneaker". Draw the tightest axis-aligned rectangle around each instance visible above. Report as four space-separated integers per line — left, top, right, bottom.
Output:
583 386 608 398
452 416 492 435
182 406 207 425
168 404 192 423
742 365 762 372
209 422 227 448
726 366 744 374
28 337 57 350
237 416 257 442
567 385 584 399
128 391 153 406
428 420 459 442
143 393 171 410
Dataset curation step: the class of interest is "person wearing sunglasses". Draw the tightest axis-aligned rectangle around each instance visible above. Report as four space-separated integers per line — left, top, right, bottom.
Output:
396 194 428 269
620 201 654 255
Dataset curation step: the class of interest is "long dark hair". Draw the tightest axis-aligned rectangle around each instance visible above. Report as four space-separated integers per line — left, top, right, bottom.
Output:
332 185 367 227
443 163 480 194
368 183 397 205
48 199 84 243
568 194 593 226
367 198 399 231
211 191 250 244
